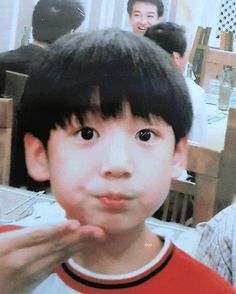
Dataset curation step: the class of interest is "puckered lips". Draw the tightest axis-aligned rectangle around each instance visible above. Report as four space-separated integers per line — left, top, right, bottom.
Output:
95 193 131 209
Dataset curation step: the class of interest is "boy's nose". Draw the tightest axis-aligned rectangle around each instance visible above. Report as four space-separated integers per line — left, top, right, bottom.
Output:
100 137 133 179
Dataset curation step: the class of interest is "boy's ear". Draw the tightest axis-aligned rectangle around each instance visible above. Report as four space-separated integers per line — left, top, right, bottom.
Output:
24 133 50 181
171 137 188 179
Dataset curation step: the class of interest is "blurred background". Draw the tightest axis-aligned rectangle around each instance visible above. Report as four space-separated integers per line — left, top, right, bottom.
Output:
0 0 235 54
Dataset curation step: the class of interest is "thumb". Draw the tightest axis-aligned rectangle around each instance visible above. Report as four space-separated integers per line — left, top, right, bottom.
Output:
78 224 106 241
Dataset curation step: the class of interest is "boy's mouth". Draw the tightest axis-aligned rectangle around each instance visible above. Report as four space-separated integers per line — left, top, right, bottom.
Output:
96 193 131 209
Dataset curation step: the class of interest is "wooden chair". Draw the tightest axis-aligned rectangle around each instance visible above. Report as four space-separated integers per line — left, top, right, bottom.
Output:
188 26 212 85
4 70 28 103
3 70 28 187
189 28 234 87
155 107 236 227
220 31 233 51
199 48 236 89
0 98 13 185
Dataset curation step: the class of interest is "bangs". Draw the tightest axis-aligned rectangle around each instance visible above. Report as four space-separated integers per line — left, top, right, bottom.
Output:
36 52 176 126
20 29 192 145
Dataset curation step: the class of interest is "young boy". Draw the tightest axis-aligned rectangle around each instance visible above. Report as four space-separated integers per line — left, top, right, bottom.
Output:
3 29 235 293
127 0 164 36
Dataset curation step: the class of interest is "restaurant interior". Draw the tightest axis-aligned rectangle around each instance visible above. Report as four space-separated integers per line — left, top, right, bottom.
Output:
0 0 236 255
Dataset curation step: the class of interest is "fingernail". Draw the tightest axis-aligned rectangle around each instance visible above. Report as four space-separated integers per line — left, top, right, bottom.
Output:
67 220 80 231
94 229 105 239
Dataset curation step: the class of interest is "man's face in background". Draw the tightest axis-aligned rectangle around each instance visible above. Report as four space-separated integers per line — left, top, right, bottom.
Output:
129 1 160 36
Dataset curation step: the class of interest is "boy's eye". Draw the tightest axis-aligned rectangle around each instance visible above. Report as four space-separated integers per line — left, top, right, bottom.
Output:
77 127 98 140
136 129 156 142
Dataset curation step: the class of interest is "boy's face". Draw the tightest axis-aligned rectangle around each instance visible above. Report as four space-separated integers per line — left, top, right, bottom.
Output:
129 1 160 36
25 104 187 234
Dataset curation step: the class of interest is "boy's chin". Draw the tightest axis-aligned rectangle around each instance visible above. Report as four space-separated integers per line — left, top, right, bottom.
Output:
96 220 146 236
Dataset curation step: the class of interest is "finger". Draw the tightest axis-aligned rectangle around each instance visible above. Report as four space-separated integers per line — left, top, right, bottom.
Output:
0 222 106 294
2 221 105 266
79 224 106 240
0 220 81 250
4 224 105 281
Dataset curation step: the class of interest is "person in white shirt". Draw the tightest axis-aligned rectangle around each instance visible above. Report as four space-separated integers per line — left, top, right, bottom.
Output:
145 22 207 145
195 203 236 287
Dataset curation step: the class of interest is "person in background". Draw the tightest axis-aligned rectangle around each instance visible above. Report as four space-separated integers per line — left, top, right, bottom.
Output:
195 203 236 287
0 28 234 294
145 21 207 145
127 0 164 36
0 0 85 96
0 0 85 190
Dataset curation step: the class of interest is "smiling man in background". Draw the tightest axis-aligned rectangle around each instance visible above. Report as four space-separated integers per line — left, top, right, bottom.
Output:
127 0 164 36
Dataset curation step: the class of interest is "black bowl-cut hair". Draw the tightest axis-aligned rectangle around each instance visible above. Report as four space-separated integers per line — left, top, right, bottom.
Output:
19 29 192 147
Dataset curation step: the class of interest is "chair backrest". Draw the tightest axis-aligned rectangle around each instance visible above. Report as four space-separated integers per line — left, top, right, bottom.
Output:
4 70 29 103
156 107 236 227
188 26 212 85
189 26 212 64
0 98 13 185
199 47 236 89
3 70 28 187
220 31 233 51
189 28 234 87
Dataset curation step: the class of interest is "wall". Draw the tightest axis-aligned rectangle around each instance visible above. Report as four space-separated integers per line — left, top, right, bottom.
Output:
0 0 18 52
174 0 235 51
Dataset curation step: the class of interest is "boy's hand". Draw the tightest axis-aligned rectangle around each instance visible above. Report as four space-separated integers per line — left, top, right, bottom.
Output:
0 220 105 294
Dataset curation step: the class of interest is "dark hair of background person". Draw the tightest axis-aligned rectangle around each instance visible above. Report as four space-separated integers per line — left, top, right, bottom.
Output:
144 21 187 56
127 0 164 17
32 0 85 44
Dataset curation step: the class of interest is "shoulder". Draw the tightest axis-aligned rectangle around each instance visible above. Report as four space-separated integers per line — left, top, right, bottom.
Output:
197 204 236 237
194 205 236 284
184 77 205 108
0 45 46 64
0 45 47 84
0 49 21 66
196 204 236 249
184 77 204 92
171 247 235 292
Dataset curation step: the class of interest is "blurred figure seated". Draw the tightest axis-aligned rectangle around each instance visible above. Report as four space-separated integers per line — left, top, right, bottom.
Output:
145 22 207 145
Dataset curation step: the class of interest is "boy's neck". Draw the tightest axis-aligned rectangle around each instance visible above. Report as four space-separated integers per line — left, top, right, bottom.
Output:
73 225 163 275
